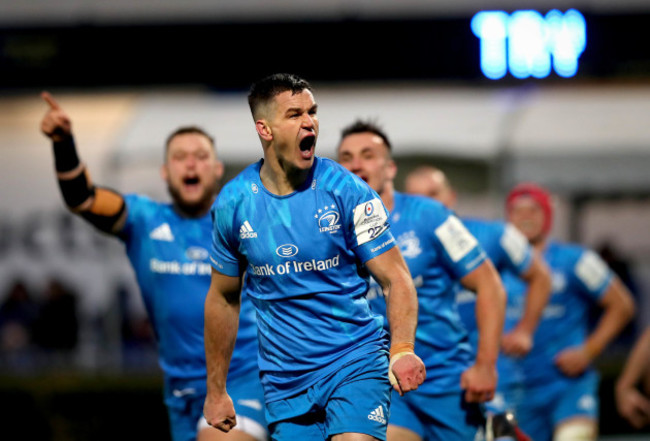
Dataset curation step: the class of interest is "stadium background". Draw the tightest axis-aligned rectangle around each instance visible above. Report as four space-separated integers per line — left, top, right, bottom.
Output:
1 1 649 439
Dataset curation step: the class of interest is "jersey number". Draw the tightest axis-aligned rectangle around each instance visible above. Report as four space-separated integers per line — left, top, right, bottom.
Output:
368 226 383 239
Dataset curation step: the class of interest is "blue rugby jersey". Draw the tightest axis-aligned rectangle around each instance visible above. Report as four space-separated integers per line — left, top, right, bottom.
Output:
121 194 258 381
453 219 534 389
209 157 396 401
455 219 533 345
367 192 486 394
516 240 612 384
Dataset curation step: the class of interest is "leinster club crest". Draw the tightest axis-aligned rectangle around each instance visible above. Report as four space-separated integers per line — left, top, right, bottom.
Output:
315 204 341 233
398 231 422 258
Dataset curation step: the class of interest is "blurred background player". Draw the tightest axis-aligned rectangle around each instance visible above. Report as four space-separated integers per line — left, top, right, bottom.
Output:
337 120 505 441
203 74 425 441
504 182 635 441
405 165 552 440
615 325 650 429
40 92 267 441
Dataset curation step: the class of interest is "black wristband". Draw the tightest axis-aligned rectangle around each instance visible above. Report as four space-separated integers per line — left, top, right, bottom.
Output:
52 136 81 173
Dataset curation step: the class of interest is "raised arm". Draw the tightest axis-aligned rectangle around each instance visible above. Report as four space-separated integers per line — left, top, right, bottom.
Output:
555 276 635 377
40 92 126 235
501 254 552 356
365 246 425 396
459 259 506 402
203 268 243 433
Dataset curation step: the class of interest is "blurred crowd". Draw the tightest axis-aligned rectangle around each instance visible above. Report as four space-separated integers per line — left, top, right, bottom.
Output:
0 276 155 373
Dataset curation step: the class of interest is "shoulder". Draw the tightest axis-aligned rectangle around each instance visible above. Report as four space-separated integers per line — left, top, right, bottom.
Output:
548 240 586 262
551 241 612 291
399 192 453 223
214 163 260 209
123 193 169 218
314 157 370 194
124 192 154 207
462 217 505 234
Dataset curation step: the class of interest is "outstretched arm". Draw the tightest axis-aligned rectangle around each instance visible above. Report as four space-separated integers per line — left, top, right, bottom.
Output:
203 268 243 433
555 277 635 376
365 246 425 396
616 326 650 429
460 259 506 402
501 254 552 356
40 92 126 235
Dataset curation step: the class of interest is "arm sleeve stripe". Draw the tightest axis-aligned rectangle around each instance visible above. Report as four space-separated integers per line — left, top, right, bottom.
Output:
56 162 85 180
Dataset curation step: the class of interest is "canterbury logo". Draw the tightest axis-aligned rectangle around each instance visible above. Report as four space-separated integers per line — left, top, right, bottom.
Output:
239 220 258 239
367 406 386 424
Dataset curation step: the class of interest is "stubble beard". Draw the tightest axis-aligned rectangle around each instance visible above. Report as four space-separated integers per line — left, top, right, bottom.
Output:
167 181 217 217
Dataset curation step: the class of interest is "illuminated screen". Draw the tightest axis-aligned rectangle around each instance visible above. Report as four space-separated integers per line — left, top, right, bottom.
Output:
472 9 587 79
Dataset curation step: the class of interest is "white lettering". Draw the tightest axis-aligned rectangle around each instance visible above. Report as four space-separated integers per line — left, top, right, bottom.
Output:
249 255 341 277
150 259 212 276
371 237 395 253
249 263 276 276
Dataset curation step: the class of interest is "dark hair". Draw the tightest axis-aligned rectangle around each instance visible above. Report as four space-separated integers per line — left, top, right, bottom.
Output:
247 73 313 119
340 119 392 151
164 125 215 157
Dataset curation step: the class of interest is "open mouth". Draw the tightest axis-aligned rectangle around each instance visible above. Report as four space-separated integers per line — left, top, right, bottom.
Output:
183 176 200 186
299 135 315 152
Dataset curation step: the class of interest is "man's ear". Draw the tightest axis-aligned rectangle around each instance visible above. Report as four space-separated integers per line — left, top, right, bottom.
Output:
256 120 273 142
214 159 225 181
160 163 169 182
386 159 398 181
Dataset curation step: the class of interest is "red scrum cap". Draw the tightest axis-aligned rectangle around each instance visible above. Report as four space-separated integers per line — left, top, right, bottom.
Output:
506 182 553 235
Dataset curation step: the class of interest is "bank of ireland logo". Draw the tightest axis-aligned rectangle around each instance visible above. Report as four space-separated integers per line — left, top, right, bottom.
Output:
315 204 341 233
365 202 374 216
276 244 299 258
251 183 258 194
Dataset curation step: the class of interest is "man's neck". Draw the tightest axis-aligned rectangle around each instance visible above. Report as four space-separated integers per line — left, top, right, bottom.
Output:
173 199 213 219
532 236 548 254
260 158 311 196
380 182 396 213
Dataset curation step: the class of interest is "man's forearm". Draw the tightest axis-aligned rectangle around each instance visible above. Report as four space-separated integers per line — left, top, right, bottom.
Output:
204 287 240 394
618 327 650 391
584 279 635 359
475 277 505 365
386 274 418 348
516 260 552 334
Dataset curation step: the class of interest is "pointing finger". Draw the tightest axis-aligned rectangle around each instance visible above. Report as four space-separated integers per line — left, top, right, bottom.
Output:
41 91 60 110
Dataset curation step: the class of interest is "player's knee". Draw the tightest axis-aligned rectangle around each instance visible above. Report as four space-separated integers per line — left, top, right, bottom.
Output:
553 419 597 441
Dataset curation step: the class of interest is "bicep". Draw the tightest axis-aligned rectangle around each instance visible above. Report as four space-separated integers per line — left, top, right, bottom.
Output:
460 259 500 292
207 268 243 305
365 247 411 290
598 276 635 313
78 187 128 235
521 253 550 282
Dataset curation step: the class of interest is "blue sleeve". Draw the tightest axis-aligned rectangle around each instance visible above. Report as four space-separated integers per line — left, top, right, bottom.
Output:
432 212 486 279
209 195 243 277
121 193 148 243
497 222 534 276
570 248 613 301
343 178 396 263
